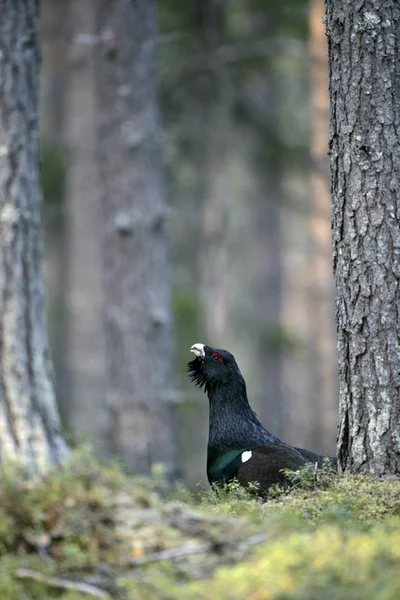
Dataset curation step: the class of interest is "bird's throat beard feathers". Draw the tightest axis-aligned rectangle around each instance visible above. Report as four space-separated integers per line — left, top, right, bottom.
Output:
187 357 208 392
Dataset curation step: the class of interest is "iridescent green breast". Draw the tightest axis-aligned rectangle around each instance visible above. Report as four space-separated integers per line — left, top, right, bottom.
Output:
207 447 246 484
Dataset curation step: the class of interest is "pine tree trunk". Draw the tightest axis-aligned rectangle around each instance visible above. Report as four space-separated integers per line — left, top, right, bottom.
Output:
94 0 178 477
327 0 400 474
0 0 68 469
63 0 108 455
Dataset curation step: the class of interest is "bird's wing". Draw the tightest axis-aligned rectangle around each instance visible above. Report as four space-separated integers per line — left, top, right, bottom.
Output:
235 444 306 492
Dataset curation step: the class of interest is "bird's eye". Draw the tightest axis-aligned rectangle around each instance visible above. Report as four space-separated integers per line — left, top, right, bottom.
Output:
211 352 224 363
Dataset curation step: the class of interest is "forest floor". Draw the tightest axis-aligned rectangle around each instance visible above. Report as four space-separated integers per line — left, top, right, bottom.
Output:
0 448 399 600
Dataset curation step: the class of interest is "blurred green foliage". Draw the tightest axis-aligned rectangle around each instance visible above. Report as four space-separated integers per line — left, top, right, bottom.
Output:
158 0 310 203
261 324 301 353
173 289 202 344
40 141 66 205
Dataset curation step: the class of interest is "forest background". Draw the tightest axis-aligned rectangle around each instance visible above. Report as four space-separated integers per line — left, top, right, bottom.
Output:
40 0 336 488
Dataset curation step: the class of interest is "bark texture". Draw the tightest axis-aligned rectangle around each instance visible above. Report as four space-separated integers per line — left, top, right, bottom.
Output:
0 0 68 468
94 0 178 477
327 0 400 474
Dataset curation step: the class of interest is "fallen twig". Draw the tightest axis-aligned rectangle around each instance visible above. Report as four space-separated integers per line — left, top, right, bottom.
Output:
245 532 270 546
123 531 270 568
15 568 111 599
16 533 271 596
125 542 212 566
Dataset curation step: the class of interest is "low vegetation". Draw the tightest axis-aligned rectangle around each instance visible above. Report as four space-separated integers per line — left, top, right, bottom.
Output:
0 448 399 599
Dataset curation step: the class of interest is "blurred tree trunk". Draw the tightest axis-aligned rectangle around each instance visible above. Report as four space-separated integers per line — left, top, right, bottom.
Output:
63 0 108 452
195 0 230 351
327 1 400 474
94 0 178 477
40 0 68 141
40 0 69 420
307 0 337 453
196 0 284 437
0 0 68 468
253 173 283 438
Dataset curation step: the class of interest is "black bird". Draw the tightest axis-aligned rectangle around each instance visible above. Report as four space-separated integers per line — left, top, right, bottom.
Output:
188 343 336 493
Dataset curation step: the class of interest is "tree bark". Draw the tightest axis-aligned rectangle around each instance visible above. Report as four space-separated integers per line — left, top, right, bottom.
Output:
94 0 178 477
0 0 68 469
327 0 400 474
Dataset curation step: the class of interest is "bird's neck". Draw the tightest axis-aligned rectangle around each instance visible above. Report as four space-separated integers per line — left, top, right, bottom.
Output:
207 380 280 452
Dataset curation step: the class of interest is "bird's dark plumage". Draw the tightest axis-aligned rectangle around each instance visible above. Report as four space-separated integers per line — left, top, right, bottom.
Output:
188 343 336 494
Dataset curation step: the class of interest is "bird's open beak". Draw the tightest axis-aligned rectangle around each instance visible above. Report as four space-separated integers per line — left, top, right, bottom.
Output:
190 343 205 359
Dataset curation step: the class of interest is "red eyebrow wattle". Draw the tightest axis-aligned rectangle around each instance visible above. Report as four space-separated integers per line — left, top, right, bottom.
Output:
212 352 224 363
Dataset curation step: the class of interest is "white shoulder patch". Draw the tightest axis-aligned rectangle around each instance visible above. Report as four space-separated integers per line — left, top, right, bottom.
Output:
241 450 252 463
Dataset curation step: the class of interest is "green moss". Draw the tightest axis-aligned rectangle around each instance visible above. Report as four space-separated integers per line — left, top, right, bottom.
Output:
0 448 127 570
198 463 400 527
0 450 399 599
180 521 400 600
257 461 400 526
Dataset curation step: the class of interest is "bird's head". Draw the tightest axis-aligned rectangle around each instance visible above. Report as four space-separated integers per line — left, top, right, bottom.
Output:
187 343 246 392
